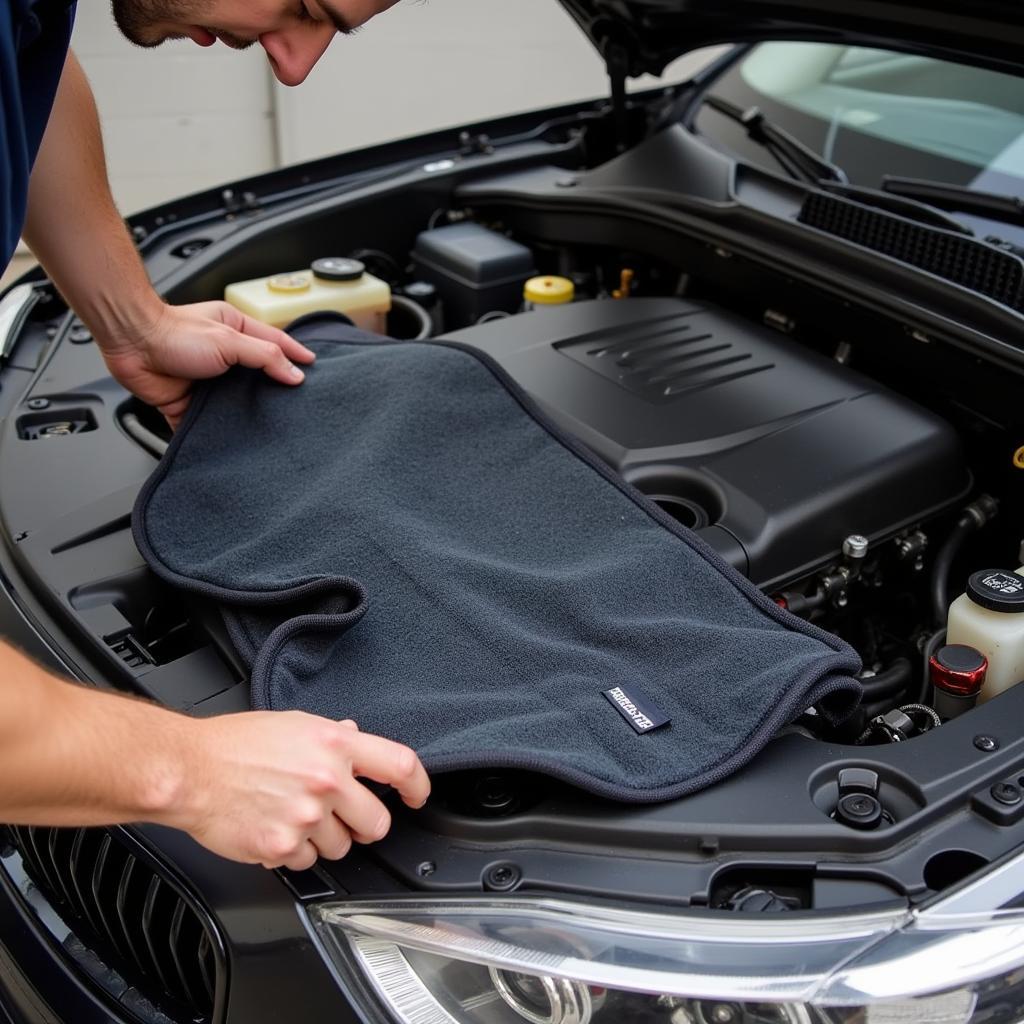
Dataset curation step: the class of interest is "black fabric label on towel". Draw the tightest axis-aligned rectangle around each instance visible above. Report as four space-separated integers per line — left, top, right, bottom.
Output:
603 685 671 734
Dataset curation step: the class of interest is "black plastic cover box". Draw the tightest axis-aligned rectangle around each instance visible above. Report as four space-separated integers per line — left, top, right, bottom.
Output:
443 297 971 590
411 222 536 329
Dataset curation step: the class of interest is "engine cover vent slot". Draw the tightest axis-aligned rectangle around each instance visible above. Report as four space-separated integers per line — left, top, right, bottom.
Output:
555 310 774 399
798 191 1024 311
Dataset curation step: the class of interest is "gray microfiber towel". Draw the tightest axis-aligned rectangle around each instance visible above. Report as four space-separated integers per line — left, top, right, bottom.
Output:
133 314 862 802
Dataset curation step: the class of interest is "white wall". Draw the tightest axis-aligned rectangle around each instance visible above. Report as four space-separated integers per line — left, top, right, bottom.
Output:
74 0 721 214
72 6 276 214
273 0 613 165
273 0 721 165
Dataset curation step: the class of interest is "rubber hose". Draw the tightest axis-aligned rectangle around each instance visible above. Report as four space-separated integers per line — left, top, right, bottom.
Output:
121 411 169 458
391 293 433 340
859 657 912 702
930 514 978 628
861 697 896 722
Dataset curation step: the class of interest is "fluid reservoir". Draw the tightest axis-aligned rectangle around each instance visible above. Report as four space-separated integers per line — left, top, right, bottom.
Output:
224 258 391 334
947 568 1024 703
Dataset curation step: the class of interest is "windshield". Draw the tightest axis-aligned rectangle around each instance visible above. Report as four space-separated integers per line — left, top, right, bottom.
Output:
696 42 1024 236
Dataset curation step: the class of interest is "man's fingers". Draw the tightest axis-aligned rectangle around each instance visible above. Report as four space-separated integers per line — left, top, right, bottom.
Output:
273 839 318 872
346 732 430 809
235 313 317 365
309 814 353 861
227 333 306 385
333 779 392 844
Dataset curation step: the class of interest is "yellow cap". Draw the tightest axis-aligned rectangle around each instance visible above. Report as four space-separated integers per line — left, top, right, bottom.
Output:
267 271 312 294
524 275 575 306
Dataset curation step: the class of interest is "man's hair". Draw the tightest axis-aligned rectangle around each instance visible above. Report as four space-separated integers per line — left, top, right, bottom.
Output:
111 0 207 46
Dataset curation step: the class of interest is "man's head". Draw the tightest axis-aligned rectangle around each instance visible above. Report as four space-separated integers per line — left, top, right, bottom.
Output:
111 0 400 85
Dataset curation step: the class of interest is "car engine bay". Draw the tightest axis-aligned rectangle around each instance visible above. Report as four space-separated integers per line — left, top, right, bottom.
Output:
2 109 1024 919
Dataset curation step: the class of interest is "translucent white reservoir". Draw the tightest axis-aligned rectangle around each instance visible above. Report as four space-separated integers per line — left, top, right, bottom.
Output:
947 567 1024 703
225 258 391 334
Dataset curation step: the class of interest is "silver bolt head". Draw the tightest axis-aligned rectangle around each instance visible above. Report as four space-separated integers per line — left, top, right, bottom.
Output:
843 534 869 559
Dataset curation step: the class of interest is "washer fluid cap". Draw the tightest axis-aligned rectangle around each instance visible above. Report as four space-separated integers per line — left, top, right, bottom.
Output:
268 271 312 294
524 275 574 305
312 257 366 282
966 569 1024 613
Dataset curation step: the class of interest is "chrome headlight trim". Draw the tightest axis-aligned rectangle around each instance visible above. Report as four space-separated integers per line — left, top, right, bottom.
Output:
308 848 1024 1015
312 897 906 1004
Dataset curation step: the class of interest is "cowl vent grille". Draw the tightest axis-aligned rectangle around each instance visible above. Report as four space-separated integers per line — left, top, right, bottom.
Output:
10 825 219 1022
798 190 1024 311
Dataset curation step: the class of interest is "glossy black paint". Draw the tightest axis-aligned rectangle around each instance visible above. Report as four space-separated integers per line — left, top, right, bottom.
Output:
557 0 1024 78
0 39 1023 1024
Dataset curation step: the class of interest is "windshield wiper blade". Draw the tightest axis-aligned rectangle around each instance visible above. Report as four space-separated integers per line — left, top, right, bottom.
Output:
705 94 847 185
882 175 1024 229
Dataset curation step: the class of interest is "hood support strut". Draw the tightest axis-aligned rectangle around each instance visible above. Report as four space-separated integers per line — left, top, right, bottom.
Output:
602 38 630 153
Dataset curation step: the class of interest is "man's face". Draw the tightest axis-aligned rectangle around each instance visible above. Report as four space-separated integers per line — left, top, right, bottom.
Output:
112 0 401 86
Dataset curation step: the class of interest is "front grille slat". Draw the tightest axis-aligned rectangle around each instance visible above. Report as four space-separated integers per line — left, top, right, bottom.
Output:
68 829 105 937
141 875 176 993
169 898 203 1008
197 930 216 1005
22 827 60 896
91 833 132 961
46 828 79 911
116 855 155 978
11 826 219 1022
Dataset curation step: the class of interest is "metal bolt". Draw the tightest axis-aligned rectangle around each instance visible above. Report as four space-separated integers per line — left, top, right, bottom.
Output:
710 1005 736 1023
27 398 49 410
555 176 578 188
417 861 436 877
974 735 1000 752
69 325 92 344
843 534 869 560
991 783 1021 806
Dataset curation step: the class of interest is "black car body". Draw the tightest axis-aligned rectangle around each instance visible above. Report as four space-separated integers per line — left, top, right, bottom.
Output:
3 2 1024 1022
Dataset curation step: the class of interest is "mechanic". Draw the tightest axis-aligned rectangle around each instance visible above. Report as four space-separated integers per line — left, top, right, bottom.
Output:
0 0 424 871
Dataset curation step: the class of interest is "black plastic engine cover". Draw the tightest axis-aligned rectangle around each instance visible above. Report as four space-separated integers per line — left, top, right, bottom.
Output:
443 297 971 588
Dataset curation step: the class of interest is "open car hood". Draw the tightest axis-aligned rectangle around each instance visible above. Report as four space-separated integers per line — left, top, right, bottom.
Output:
557 0 1024 79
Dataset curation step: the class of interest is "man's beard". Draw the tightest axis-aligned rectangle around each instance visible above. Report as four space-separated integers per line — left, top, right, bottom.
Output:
111 0 211 46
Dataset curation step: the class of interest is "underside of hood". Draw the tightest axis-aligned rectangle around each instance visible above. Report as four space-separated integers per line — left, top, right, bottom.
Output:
557 0 1024 79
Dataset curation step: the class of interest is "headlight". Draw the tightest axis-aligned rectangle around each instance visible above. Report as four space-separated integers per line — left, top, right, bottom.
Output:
308 895 1024 1024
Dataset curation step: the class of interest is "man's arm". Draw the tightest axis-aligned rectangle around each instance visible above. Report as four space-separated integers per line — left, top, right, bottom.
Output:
22 51 315 428
0 641 429 868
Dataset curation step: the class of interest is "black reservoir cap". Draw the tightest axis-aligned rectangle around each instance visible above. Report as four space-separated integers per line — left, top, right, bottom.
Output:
311 257 365 282
966 570 1024 613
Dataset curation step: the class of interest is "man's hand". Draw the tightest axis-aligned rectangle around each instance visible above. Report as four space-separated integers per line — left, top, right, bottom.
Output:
0 641 430 868
166 713 429 870
99 301 317 429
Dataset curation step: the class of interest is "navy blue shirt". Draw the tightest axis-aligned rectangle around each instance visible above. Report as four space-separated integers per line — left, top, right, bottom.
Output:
2 0 76 268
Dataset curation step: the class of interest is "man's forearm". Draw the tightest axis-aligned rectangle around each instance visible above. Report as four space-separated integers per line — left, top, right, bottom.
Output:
22 51 163 348
0 643 190 827
0 641 429 869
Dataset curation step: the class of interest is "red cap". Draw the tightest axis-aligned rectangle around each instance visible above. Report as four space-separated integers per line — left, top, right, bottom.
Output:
930 644 988 697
